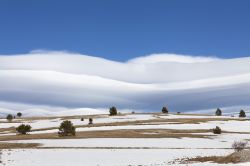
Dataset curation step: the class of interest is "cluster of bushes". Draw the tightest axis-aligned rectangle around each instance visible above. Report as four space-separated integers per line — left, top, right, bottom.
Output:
6 112 23 122
14 118 93 137
4 112 30 135
58 117 95 137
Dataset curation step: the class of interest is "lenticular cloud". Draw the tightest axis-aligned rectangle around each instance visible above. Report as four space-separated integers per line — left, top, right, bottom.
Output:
0 51 250 116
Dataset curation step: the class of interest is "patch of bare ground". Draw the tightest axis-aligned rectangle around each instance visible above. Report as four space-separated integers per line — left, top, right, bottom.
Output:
178 150 250 164
0 127 15 133
0 142 41 149
0 129 212 141
21 114 109 121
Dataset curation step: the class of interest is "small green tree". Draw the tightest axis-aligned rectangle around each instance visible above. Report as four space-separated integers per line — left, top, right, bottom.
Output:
89 118 93 125
162 106 168 113
16 124 31 134
213 126 222 134
215 108 222 116
239 110 246 118
17 112 22 118
6 114 13 122
58 120 76 136
109 106 117 116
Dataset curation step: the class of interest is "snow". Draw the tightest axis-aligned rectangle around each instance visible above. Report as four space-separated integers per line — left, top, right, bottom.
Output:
158 114 230 119
1 149 241 166
0 122 21 128
8 132 250 149
71 120 250 133
70 117 248 133
0 114 156 130
1 113 250 165
2 114 249 135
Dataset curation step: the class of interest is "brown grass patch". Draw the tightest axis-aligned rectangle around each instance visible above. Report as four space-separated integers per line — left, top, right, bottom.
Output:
0 142 41 149
31 117 248 133
0 129 212 141
0 127 16 133
186 155 240 164
179 151 250 164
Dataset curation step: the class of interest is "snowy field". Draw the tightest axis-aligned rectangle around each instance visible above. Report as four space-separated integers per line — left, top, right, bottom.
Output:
1 113 250 165
1 149 235 166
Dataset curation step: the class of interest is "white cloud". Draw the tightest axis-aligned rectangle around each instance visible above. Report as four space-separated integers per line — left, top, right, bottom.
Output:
0 51 250 116
127 53 219 64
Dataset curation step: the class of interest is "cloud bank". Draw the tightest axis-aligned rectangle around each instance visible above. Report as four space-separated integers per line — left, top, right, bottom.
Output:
0 51 250 116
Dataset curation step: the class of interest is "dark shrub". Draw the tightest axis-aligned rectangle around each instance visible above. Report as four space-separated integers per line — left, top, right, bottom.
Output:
81 117 84 121
58 120 76 136
131 111 135 114
17 112 22 118
212 126 222 134
89 118 93 125
16 124 31 134
162 107 168 114
6 114 13 122
239 110 246 118
109 106 117 116
215 108 222 116
232 141 247 152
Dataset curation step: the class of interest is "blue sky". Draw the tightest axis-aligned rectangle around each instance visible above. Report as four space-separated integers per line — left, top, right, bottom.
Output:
0 0 249 61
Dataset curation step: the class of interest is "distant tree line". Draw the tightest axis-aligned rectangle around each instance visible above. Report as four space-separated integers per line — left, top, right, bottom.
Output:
215 108 247 117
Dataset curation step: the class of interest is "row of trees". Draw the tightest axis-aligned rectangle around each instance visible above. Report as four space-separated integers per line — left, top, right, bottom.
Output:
109 106 247 117
4 107 247 122
215 108 246 117
14 118 94 136
14 121 74 136
109 106 169 115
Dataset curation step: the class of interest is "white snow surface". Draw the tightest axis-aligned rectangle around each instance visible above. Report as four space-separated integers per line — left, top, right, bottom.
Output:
8 134 250 149
2 149 249 166
1 114 250 165
0 114 156 130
